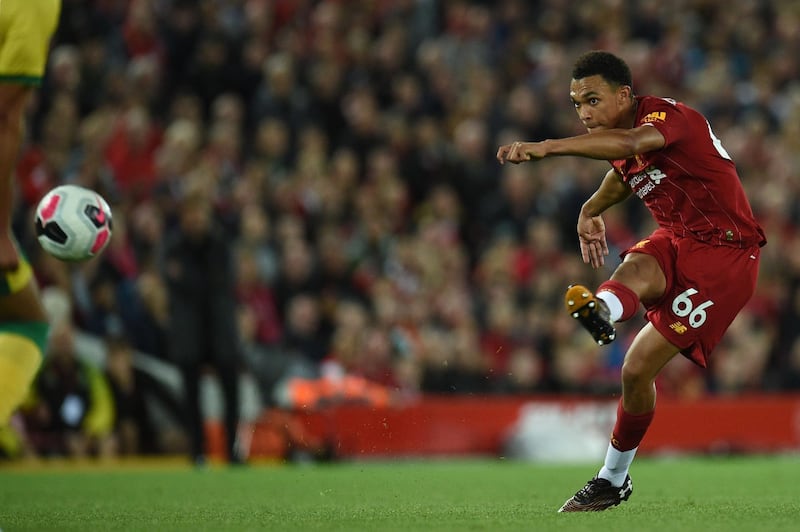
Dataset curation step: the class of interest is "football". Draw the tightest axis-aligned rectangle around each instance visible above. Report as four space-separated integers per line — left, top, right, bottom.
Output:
34 184 113 262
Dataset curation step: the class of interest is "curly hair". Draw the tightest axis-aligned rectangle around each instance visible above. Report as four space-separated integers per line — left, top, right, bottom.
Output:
572 51 632 89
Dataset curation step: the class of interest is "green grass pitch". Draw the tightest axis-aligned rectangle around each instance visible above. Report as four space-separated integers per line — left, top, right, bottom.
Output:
1 455 798 531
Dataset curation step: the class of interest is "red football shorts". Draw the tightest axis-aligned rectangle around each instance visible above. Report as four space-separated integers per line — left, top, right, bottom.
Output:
621 228 761 367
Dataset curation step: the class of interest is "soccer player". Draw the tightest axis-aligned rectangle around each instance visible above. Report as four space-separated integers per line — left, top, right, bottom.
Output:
0 1 62 433
496 51 766 512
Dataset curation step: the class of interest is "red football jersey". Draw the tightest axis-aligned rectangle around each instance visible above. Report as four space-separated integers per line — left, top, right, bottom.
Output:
610 96 766 248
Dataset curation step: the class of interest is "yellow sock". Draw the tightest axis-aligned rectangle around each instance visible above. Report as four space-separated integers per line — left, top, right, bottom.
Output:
0 423 23 457
0 333 43 426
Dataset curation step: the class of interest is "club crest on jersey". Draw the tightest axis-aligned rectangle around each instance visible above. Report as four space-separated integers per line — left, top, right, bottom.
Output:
629 166 667 198
642 111 666 123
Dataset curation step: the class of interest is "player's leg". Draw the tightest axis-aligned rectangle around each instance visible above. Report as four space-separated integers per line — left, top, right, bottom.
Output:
559 324 680 512
598 324 680 485
0 0 62 268
0 0 62 441
0 337 41 425
0 330 41 456
619 322 681 414
560 250 672 512
0 260 50 427
0 260 49 323
566 251 666 345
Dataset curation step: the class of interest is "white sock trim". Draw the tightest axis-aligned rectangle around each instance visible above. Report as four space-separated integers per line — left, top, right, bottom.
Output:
597 444 637 487
597 291 623 322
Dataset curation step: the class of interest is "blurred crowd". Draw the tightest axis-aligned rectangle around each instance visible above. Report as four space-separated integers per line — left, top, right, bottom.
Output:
7 0 800 457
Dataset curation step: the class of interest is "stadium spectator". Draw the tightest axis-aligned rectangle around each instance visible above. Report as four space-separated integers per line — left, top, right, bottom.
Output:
103 333 185 455
104 106 162 201
281 293 329 365
162 190 242 465
239 304 315 408
119 269 170 361
24 318 115 458
234 245 282 346
493 344 549 395
272 238 321 319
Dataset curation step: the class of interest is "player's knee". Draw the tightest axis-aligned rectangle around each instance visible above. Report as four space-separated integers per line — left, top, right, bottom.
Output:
620 357 651 391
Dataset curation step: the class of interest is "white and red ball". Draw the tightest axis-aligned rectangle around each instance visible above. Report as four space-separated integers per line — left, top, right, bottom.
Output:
34 185 113 262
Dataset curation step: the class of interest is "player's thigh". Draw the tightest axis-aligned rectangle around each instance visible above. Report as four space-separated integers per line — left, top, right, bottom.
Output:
611 252 667 302
0 83 30 112
615 229 676 303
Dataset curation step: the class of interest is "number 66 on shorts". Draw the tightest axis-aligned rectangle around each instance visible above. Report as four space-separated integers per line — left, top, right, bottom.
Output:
623 228 760 368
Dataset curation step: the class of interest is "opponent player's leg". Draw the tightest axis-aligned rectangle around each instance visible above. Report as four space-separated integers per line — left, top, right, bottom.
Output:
0 260 49 323
0 328 45 425
0 262 50 427
0 280 50 428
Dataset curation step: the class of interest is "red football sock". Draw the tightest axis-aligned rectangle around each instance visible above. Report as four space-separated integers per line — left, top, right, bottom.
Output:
610 400 655 451
597 280 639 321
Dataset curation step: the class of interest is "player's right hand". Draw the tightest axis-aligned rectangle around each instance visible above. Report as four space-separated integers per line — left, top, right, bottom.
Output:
496 141 533 164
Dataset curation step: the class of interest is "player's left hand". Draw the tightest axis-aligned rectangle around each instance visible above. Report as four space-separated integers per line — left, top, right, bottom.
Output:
577 212 608 269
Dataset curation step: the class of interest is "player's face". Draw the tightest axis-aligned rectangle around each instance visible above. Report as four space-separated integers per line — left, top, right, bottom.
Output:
180 201 211 241
569 75 631 132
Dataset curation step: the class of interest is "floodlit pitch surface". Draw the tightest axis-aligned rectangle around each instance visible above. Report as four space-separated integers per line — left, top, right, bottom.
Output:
1 456 798 531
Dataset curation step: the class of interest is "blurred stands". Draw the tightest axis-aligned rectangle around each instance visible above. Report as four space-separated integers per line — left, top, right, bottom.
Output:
7 0 800 459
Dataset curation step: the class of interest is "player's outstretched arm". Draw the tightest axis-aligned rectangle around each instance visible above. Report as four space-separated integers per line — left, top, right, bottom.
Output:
496 125 665 165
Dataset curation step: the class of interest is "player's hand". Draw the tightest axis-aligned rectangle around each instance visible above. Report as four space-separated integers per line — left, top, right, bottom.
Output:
496 141 542 165
0 231 20 272
577 212 608 269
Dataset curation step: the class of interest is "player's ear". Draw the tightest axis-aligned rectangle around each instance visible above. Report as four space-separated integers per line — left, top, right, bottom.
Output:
618 85 633 104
